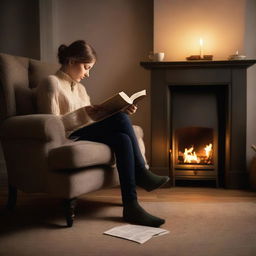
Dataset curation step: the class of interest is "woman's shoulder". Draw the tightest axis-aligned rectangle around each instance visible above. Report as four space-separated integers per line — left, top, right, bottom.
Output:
38 74 60 92
43 74 60 83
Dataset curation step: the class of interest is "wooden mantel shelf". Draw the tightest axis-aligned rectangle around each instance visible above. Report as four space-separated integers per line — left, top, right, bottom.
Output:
140 59 256 69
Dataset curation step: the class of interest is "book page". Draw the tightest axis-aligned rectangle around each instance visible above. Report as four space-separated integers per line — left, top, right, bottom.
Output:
130 90 146 103
103 224 169 244
119 92 132 104
99 93 130 113
82 89 147 124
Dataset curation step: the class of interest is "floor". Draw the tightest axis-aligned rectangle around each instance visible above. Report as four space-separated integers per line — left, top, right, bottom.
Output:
0 186 256 256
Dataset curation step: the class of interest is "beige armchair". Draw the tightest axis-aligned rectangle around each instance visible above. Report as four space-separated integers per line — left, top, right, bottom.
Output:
0 53 147 227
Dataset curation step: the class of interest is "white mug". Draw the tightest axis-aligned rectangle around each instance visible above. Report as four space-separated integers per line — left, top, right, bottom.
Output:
154 52 165 62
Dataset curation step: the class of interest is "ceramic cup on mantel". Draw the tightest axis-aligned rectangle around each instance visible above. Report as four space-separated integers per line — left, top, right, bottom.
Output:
154 52 165 61
148 52 165 62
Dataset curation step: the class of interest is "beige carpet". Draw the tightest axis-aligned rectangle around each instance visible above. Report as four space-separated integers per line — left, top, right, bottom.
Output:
0 188 256 256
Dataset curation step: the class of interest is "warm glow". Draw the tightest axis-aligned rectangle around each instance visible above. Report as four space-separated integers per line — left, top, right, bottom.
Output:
199 38 204 47
204 143 212 158
154 0 246 60
181 143 213 164
184 146 200 163
199 38 204 57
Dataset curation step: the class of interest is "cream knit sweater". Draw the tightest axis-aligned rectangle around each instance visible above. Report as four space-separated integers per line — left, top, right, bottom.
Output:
36 70 93 136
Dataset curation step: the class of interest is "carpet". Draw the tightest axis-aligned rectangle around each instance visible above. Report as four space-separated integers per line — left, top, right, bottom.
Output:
0 190 256 256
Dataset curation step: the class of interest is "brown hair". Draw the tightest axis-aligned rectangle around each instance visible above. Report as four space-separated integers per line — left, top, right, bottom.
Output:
57 40 97 65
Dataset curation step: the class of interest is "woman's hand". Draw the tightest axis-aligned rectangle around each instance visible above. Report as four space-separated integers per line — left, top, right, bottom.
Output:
85 105 106 120
123 104 138 115
85 105 97 116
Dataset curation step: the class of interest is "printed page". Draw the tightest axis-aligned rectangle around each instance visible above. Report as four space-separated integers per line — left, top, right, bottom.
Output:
103 224 169 244
130 89 146 103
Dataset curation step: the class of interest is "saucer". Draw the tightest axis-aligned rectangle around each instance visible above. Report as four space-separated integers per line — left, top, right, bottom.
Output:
228 55 246 60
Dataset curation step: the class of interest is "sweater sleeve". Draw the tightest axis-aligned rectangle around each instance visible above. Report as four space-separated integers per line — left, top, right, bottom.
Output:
36 75 93 135
36 76 61 115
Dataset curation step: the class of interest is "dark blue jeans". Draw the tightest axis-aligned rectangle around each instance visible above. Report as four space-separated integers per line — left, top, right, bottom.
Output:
69 112 146 204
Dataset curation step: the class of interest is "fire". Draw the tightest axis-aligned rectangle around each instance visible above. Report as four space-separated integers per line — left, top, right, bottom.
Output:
182 143 213 164
184 147 200 163
204 143 212 158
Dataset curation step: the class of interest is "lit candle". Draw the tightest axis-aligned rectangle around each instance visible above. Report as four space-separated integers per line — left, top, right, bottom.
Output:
199 38 204 59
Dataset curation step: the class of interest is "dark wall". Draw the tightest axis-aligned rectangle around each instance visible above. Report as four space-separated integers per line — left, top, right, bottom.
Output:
245 0 256 165
0 0 153 187
0 0 40 59
0 0 41 187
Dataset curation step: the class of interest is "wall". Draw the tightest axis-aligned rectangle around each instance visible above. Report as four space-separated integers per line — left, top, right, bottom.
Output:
0 0 40 188
0 0 153 188
154 0 256 169
49 0 153 159
0 0 40 59
1 0 254 183
245 0 256 166
154 0 246 61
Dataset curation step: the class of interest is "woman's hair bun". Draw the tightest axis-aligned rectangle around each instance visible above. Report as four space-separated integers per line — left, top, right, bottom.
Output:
58 44 68 65
57 40 97 65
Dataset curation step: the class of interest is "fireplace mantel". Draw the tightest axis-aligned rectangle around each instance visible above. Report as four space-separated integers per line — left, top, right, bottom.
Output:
141 59 256 188
141 60 256 69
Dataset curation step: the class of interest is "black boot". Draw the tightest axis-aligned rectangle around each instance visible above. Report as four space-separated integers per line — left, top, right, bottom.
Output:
123 200 165 227
136 169 170 191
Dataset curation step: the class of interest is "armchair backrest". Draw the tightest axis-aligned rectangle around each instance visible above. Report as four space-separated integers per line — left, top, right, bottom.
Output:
0 53 59 122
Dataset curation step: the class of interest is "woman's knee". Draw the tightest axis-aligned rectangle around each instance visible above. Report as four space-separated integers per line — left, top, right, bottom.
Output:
110 132 132 149
112 112 131 124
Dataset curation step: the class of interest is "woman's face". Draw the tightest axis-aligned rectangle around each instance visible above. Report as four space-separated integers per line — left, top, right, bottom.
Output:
67 61 95 82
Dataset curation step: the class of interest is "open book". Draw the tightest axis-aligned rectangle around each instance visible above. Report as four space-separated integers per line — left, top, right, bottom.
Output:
61 89 146 134
87 89 146 122
103 224 169 244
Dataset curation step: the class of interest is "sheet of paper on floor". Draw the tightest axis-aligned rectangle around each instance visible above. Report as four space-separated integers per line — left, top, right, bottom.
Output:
103 224 169 244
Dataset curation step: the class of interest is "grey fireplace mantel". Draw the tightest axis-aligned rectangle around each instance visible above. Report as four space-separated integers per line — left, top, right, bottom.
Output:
141 60 256 69
141 59 256 188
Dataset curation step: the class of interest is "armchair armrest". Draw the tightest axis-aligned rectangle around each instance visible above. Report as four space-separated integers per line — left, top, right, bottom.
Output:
133 125 149 169
0 114 66 143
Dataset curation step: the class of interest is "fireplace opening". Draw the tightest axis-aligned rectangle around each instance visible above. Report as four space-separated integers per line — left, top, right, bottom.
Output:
175 127 214 166
169 85 225 187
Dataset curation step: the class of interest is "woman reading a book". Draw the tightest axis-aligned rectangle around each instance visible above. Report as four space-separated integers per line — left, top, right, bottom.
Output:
36 40 169 227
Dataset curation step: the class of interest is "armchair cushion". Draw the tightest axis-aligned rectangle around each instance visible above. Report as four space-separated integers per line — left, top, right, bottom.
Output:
29 59 59 89
133 125 149 168
0 114 148 173
49 124 148 171
49 140 114 171
0 114 66 143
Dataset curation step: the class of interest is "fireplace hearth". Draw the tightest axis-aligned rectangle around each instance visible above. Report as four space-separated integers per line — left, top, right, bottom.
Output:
141 60 256 188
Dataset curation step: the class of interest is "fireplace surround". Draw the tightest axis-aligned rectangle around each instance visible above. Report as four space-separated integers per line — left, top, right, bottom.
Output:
141 60 256 188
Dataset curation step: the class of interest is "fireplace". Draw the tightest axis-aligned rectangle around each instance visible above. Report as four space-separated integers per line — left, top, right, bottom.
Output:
141 60 256 188
170 85 224 186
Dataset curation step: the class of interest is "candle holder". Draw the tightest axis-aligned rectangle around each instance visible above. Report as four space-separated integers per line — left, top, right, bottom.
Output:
228 50 246 60
186 38 213 61
186 55 213 61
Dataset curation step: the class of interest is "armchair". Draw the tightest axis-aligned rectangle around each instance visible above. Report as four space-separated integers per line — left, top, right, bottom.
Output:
0 53 147 227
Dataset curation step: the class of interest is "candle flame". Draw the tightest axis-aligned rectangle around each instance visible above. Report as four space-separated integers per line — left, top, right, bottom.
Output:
199 38 204 46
